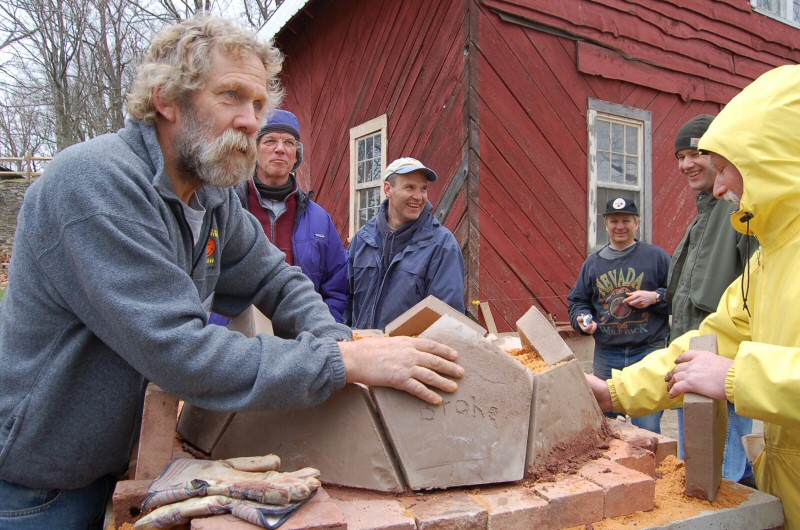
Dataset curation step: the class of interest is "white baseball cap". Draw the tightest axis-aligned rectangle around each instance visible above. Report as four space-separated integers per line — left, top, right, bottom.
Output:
383 157 438 182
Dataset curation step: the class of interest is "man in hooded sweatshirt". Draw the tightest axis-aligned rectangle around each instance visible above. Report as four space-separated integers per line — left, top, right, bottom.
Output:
587 64 800 528
348 157 466 330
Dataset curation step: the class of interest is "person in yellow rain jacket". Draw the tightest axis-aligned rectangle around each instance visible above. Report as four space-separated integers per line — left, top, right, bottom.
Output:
587 63 800 529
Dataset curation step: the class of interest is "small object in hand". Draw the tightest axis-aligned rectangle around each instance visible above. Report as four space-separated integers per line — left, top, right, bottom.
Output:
583 314 593 327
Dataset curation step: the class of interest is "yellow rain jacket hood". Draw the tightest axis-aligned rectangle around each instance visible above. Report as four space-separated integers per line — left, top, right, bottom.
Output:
609 64 800 528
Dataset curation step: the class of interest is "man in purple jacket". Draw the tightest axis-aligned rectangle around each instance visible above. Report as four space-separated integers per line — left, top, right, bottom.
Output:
218 109 349 323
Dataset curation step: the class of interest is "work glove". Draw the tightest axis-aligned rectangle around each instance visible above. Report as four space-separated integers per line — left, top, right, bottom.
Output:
139 454 320 513
134 493 314 529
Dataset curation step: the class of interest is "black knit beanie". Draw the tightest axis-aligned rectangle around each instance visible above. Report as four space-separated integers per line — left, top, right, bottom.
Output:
675 114 714 155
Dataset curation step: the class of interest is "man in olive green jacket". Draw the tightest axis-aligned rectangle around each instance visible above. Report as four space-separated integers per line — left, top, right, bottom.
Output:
665 114 758 485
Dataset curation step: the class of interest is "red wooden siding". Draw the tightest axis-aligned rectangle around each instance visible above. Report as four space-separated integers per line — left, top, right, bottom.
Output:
483 0 800 99
274 0 469 248
473 0 799 329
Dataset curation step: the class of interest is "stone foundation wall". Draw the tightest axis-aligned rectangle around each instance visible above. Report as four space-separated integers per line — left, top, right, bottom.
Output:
0 180 31 254
0 180 32 254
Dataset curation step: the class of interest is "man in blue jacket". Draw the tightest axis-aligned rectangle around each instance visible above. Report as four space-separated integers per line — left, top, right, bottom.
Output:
0 17 463 528
348 157 466 330
212 109 348 323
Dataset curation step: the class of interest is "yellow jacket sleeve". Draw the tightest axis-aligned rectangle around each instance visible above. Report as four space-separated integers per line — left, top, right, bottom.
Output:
732 342 800 428
610 257 756 417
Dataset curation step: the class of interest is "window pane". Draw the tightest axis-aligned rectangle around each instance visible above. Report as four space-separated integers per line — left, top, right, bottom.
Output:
368 187 380 207
597 151 611 183
357 162 365 184
364 159 373 185
373 134 382 179
356 187 383 230
366 136 374 160
369 158 381 183
758 0 781 15
611 122 624 153
611 153 624 184
596 120 610 152
357 189 369 229
626 156 639 185
358 138 365 161
625 126 638 155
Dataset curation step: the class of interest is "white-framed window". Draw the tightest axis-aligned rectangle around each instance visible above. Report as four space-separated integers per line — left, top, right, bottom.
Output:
751 0 800 27
587 99 652 252
349 115 387 239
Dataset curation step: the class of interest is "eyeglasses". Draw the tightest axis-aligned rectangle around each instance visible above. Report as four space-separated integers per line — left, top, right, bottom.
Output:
261 136 298 150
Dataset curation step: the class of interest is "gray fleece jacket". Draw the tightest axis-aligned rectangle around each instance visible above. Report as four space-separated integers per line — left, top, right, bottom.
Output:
0 119 351 490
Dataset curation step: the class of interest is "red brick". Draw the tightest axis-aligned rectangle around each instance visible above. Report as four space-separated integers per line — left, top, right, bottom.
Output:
191 514 257 529
135 383 180 480
111 479 151 528
578 459 655 518
601 437 656 477
684 335 726 502
281 489 347 530
332 499 415 529
608 419 677 465
191 489 346 530
402 491 488 529
470 485 550 529
532 474 603 528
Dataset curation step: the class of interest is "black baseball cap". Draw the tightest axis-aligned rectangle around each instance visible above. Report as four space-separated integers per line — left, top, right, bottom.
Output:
603 197 639 216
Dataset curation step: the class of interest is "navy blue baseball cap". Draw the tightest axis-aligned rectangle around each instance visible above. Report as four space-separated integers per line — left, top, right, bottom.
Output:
258 109 300 140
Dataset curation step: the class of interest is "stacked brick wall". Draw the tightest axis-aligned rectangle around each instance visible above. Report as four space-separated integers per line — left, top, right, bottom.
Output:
0 180 32 254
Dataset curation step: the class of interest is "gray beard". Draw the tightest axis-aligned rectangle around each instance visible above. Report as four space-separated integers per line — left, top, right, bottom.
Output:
174 105 257 188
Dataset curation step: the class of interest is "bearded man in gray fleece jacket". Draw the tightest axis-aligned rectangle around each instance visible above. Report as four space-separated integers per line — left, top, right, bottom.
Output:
0 16 463 529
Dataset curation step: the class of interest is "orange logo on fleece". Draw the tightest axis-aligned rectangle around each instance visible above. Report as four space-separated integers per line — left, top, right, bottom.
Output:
206 237 216 257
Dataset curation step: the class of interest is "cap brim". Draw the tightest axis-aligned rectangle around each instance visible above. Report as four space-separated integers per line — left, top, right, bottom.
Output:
391 166 438 182
259 124 300 139
602 210 639 216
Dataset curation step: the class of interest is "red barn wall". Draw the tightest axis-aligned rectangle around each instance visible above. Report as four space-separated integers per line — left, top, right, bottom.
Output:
272 0 799 332
475 0 800 329
274 0 470 249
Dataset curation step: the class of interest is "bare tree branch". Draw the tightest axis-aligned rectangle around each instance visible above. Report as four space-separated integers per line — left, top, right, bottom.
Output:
0 0 277 159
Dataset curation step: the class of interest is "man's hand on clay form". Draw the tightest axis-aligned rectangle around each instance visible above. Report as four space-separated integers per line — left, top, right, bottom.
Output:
339 336 464 405
665 349 732 400
585 373 613 413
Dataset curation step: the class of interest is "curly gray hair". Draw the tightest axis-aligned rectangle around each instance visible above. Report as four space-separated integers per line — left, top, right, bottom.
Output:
126 15 284 122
